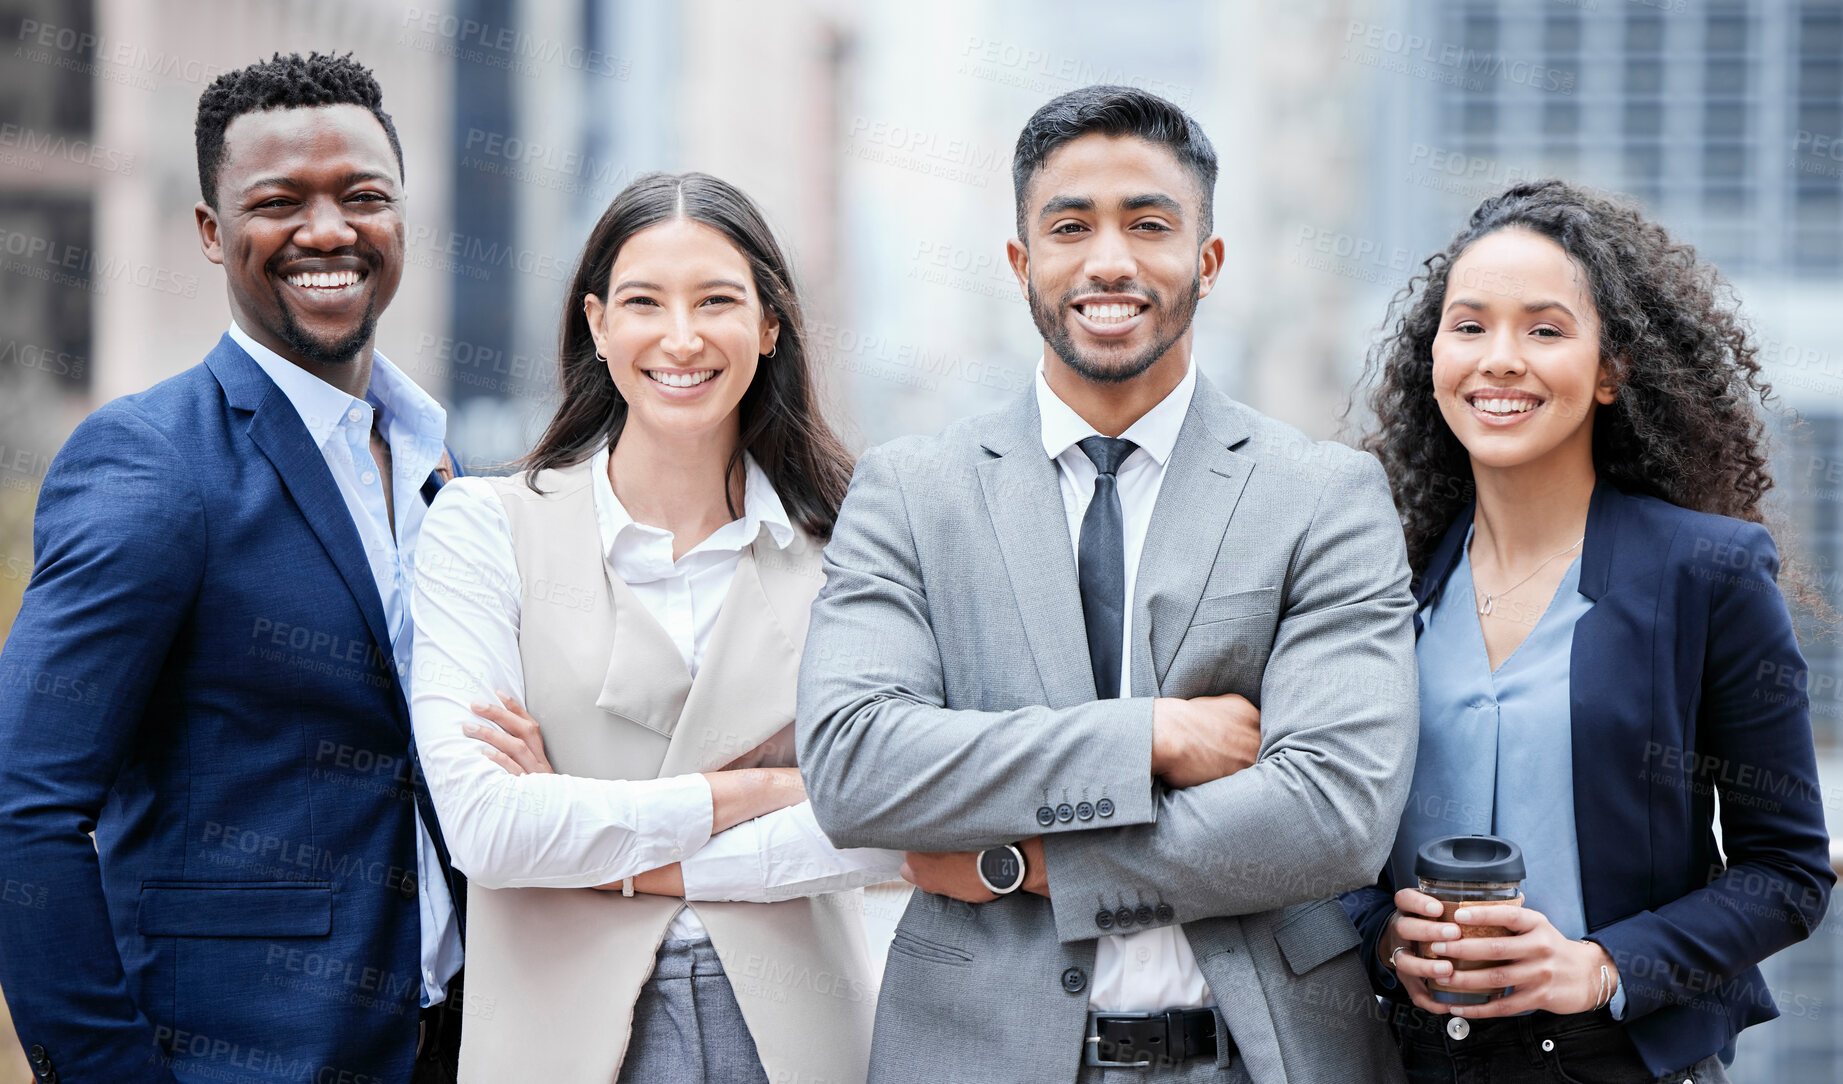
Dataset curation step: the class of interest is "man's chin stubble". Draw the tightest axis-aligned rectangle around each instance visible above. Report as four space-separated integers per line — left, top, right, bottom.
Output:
275 295 378 367
1052 338 1164 385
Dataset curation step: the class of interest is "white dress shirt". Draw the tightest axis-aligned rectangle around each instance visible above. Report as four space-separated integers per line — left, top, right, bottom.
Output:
409 445 901 942
229 323 463 1008
1035 359 1211 1013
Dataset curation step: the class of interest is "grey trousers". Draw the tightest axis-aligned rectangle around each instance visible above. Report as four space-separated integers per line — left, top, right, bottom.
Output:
616 939 769 1084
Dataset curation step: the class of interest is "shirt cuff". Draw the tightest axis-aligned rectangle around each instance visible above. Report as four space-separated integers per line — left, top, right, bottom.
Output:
680 801 904 903
620 772 714 876
680 817 766 901
1608 980 1627 1020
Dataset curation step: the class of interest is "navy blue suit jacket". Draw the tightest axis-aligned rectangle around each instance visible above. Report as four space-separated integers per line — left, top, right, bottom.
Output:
1342 481 1834 1074
0 336 465 1082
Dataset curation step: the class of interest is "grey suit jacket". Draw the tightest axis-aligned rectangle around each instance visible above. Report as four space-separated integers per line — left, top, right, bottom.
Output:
797 374 1418 1084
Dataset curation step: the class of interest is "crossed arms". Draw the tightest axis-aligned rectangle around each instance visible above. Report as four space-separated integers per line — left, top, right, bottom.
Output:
796 444 1421 941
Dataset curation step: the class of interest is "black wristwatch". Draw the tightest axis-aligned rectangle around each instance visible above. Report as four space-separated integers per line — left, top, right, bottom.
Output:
976 843 1027 895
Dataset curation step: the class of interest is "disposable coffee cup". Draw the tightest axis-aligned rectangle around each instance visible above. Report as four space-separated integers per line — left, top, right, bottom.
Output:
1414 834 1525 1006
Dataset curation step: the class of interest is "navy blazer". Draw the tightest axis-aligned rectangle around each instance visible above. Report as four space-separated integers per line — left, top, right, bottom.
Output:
1342 481 1833 1075
0 336 465 1082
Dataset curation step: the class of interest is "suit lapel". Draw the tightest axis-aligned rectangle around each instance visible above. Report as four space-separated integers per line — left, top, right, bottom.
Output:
209 338 408 739
977 393 1098 706
1139 380 1254 693
657 529 820 777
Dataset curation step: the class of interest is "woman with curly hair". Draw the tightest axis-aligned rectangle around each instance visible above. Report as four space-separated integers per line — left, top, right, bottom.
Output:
1339 179 1833 1083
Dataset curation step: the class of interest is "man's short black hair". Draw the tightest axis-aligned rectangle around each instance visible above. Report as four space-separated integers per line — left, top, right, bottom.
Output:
1011 85 1217 240
195 52 403 209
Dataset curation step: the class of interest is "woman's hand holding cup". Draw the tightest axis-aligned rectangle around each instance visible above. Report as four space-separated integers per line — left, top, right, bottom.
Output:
1383 887 1465 1013
1384 887 1620 1018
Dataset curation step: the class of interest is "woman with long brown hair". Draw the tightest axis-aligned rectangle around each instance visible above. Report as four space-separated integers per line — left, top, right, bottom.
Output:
1341 179 1832 1082
410 172 897 1082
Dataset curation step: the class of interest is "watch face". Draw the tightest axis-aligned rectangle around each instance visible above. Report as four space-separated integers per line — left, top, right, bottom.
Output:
980 848 1021 892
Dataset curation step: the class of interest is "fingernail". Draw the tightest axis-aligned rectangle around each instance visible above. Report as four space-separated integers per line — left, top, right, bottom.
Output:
1430 942 1446 954
1454 908 1472 922
1451 1006 1465 1017
1441 925 1460 939
469 703 487 713
463 723 479 733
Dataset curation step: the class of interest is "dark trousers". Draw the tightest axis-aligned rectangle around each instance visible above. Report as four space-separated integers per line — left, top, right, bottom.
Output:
1392 1004 1731 1084
410 971 464 1084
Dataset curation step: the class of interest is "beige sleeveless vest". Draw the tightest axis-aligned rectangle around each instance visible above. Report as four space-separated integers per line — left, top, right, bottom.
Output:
457 460 875 1083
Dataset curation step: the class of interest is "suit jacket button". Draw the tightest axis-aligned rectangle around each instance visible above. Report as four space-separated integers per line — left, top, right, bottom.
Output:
1055 803 1074 823
1061 966 1088 994
1155 903 1175 923
1036 806 1056 827
27 1046 45 1067
1115 907 1135 929
1096 798 1115 818
1076 801 1094 821
1095 909 1114 930
399 872 418 899
1135 905 1154 926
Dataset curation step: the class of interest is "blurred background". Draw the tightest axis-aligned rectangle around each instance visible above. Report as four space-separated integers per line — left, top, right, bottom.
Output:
1 0 1839 1078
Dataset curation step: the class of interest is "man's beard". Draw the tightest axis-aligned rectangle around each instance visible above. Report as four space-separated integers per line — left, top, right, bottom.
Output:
267 245 382 365
1027 272 1200 385
273 294 379 366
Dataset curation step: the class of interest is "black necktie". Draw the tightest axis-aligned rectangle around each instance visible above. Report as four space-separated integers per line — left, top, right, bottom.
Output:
1077 436 1136 699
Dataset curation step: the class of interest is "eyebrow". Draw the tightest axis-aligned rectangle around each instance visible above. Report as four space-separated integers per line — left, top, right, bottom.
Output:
241 170 396 195
1122 193 1184 217
1038 195 1094 221
1445 296 1578 319
1038 193 1185 223
613 279 750 293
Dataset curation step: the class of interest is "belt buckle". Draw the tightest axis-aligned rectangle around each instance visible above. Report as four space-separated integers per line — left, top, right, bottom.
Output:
1084 1010 1163 1068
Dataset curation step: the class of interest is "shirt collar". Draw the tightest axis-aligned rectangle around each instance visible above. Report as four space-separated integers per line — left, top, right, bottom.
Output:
230 322 359 449
1033 358 1197 467
227 322 446 452
588 444 798 567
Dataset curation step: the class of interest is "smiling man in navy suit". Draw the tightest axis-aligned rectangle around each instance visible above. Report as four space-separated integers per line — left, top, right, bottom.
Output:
0 53 464 1082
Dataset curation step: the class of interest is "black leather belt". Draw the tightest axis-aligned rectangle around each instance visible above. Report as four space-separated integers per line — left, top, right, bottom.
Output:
1085 1007 1227 1068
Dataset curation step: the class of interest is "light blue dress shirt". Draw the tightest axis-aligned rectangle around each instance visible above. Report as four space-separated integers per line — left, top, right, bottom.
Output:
230 324 464 1008
1388 529 1624 1016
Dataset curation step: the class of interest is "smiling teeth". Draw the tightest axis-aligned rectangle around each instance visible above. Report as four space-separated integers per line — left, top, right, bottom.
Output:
1475 398 1537 415
286 270 362 289
1080 302 1141 323
648 370 716 388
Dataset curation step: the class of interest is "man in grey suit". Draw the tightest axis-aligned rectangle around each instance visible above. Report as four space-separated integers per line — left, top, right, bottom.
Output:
798 86 1417 1083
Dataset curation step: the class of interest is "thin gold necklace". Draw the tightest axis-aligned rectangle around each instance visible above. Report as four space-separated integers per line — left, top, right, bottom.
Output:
1473 535 1583 616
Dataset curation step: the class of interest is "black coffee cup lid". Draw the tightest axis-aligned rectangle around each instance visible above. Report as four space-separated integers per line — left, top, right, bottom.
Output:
1415 834 1525 883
